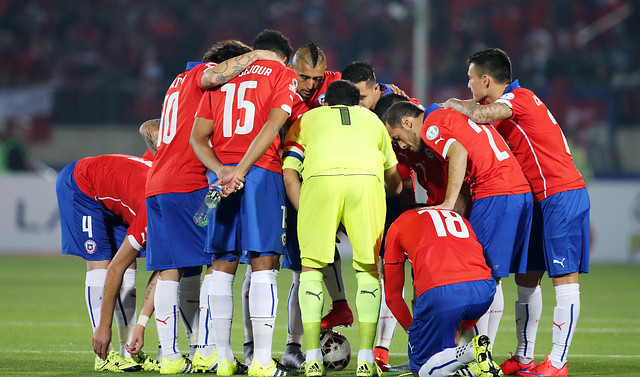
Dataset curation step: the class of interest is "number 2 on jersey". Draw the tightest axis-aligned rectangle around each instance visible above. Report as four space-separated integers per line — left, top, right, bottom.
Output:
466 119 510 161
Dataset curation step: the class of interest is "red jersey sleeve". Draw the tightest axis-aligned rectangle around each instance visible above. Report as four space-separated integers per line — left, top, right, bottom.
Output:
382 223 413 329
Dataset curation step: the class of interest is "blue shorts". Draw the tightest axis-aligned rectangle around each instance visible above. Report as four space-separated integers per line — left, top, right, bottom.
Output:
206 166 286 260
469 193 533 277
527 188 590 276
282 198 301 271
56 162 128 261
146 190 211 271
408 279 496 372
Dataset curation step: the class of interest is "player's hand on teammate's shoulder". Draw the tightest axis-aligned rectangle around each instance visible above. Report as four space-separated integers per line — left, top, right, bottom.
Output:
386 84 408 98
254 50 285 65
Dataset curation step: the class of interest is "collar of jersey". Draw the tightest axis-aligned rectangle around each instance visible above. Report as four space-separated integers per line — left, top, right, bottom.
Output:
185 62 205 71
504 79 521 94
424 103 443 120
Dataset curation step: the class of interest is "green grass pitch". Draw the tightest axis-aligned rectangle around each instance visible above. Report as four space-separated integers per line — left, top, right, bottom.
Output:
0 256 638 376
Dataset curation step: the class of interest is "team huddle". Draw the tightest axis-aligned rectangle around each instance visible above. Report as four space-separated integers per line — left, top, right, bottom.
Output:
56 28 589 377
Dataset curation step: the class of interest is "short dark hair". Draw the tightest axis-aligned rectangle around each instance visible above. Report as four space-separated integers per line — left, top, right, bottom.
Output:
253 29 293 64
373 93 410 119
381 101 423 129
324 80 360 106
202 40 252 63
341 61 376 86
467 48 512 84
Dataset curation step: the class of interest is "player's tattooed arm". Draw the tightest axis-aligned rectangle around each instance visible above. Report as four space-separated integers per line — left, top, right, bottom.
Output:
201 50 283 89
443 98 513 123
139 118 160 155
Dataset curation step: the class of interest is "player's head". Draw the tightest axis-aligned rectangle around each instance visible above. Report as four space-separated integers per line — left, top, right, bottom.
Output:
139 118 160 155
324 80 360 106
466 48 512 102
291 42 327 100
253 29 293 64
381 101 424 152
202 40 252 63
341 61 381 110
373 93 410 119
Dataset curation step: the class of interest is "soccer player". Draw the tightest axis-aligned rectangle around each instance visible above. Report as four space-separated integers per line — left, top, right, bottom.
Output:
383 207 502 377
282 80 402 377
146 39 283 374
276 43 349 370
92 119 161 372
190 29 298 377
444 48 590 377
56 153 153 373
383 101 533 346
341 61 405 111
345 72 421 371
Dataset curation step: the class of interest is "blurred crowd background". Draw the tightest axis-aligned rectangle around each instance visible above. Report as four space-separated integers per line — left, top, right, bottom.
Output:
1 0 638 176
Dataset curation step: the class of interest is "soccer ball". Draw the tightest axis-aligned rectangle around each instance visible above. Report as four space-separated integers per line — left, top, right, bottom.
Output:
320 329 351 371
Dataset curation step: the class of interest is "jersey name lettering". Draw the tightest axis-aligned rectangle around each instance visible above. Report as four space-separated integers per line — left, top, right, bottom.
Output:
239 65 273 77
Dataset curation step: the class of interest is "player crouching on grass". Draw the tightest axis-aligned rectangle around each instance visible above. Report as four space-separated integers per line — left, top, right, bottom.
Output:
383 206 503 377
56 151 156 372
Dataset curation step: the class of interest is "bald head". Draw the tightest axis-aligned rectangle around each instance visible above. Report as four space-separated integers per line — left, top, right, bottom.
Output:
291 42 328 100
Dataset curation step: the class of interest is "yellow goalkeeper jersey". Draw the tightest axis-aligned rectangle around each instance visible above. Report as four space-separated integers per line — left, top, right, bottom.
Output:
282 105 397 180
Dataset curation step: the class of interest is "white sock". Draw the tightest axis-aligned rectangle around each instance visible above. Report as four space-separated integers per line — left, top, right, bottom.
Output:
210 271 235 363
487 280 504 344
306 349 322 364
419 342 473 377
155 279 181 361
250 269 278 366
179 274 201 357
114 268 137 357
376 278 397 349
198 273 216 356
242 265 253 344
473 311 489 339
287 271 304 345
549 283 580 368
515 285 542 362
85 269 107 331
358 349 375 364
323 258 346 301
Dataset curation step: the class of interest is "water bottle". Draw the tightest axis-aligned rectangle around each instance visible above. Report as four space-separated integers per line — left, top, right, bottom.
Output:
193 186 223 227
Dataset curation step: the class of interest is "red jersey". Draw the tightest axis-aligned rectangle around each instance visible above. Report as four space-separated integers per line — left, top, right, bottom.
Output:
494 82 586 201
196 60 298 174
395 146 447 206
74 154 151 250
383 208 492 327
421 108 530 199
146 62 214 197
286 71 342 130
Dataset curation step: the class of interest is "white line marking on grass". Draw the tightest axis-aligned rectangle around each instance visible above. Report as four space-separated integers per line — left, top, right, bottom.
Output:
500 326 640 334
3 321 85 327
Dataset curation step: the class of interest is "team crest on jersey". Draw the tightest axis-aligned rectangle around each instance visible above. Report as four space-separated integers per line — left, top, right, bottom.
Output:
317 93 325 106
281 232 287 247
501 93 515 100
289 78 298 93
84 240 97 254
425 125 439 140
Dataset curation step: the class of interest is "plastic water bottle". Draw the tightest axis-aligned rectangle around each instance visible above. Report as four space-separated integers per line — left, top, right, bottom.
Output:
193 186 222 227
